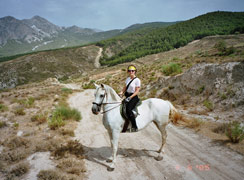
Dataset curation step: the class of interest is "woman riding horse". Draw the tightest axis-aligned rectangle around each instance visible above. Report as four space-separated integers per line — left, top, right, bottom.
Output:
119 65 141 132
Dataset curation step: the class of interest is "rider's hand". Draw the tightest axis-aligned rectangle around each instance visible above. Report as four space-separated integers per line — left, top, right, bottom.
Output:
125 97 131 102
118 92 123 97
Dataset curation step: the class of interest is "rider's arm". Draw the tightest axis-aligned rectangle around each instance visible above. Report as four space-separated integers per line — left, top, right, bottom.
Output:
119 85 126 96
130 86 140 99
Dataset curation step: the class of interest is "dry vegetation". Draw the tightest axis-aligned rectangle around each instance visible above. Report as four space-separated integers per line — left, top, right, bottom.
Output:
0 78 85 179
77 34 244 155
0 34 244 179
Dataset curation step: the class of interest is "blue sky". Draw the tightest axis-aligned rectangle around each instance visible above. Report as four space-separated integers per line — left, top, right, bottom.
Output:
0 0 243 30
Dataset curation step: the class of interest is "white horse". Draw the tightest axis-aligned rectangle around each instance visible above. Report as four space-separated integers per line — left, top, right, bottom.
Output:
91 84 178 171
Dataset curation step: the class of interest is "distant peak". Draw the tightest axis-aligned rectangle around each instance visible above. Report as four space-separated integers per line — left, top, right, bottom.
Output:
31 15 48 22
1 16 17 20
32 15 42 19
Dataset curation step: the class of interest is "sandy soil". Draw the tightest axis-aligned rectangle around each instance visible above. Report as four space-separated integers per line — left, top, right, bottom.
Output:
68 89 244 180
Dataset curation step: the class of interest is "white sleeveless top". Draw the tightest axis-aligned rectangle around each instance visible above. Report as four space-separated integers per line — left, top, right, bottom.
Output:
125 77 141 93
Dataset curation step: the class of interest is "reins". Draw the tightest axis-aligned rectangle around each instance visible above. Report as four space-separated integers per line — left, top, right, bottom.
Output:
101 103 121 114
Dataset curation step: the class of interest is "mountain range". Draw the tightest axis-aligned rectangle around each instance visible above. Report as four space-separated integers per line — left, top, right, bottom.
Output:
0 15 176 57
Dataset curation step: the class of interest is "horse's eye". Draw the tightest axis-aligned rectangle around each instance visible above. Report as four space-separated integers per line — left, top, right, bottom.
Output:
100 95 104 98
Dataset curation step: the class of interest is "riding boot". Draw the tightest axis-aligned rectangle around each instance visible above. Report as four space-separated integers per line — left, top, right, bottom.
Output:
129 114 138 131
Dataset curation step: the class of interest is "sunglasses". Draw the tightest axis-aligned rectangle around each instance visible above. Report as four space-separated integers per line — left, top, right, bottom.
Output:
128 70 135 72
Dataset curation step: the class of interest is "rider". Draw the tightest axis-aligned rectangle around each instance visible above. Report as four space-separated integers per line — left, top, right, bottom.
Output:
119 65 141 132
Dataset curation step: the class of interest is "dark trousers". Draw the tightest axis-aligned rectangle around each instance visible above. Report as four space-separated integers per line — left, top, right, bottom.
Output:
125 92 139 129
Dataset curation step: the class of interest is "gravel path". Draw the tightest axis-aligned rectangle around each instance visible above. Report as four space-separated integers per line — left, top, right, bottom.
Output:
68 89 244 180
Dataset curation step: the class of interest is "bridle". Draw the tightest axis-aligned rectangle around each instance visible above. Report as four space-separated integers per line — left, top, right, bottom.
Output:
92 88 121 114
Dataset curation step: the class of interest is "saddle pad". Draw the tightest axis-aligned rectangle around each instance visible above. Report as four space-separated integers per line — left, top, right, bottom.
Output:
120 99 142 133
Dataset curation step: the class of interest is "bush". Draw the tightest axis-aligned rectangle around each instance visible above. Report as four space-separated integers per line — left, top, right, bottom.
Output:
203 100 214 111
82 80 95 89
17 97 35 108
225 121 244 143
48 106 81 130
48 115 65 130
162 63 182 76
37 170 62 180
61 88 73 94
7 162 30 179
0 103 8 112
53 106 81 121
31 112 48 124
0 121 7 128
14 108 26 116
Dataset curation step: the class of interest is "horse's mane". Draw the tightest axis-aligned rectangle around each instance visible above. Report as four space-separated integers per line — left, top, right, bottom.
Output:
104 84 121 102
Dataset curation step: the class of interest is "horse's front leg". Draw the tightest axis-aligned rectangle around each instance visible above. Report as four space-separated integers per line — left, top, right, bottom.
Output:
107 129 120 171
106 130 113 163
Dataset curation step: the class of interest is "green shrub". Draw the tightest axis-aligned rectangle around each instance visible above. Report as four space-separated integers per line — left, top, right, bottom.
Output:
48 115 65 130
203 100 214 111
214 40 236 56
54 106 81 121
0 103 8 112
197 85 205 94
48 106 81 130
13 122 19 129
61 88 73 94
17 97 35 108
31 112 48 124
162 63 182 76
0 121 7 128
14 108 26 116
225 121 244 143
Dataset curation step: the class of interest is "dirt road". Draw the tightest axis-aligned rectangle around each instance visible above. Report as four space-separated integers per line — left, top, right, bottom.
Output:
68 89 244 180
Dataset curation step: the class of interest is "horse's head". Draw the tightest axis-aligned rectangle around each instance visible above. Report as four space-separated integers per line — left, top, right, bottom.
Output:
92 83 107 115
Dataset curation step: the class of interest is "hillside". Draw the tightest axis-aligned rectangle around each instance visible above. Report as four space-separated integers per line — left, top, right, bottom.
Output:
0 15 120 57
0 15 176 57
87 34 244 123
0 34 243 179
97 11 244 66
0 45 101 89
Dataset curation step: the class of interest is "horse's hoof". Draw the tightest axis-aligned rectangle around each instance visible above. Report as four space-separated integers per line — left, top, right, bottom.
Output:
106 159 112 163
107 167 115 171
154 156 163 161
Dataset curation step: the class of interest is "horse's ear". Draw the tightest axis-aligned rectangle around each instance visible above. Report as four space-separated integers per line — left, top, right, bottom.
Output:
94 83 99 89
101 84 104 89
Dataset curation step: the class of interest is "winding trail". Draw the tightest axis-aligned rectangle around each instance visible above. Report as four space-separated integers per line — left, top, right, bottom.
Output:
68 89 244 180
94 47 102 68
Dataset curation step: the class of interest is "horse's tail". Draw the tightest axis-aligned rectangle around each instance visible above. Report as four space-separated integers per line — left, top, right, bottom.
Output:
167 101 181 125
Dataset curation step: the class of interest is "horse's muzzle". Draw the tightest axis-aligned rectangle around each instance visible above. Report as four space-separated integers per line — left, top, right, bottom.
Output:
92 104 100 115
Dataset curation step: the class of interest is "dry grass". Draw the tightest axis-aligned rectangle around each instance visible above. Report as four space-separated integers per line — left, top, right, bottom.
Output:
0 147 31 163
4 136 29 150
59 128 75 137
53 140 84 159
31 112 48 124
6 161 30 180
188 108 209 116
0 79 86 179
0 121 7 128
37 169 65 180
57 158 86 175
171 112 203 130
14 107 26 116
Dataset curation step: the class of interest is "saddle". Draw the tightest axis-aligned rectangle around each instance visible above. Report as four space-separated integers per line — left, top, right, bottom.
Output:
120 99 142 133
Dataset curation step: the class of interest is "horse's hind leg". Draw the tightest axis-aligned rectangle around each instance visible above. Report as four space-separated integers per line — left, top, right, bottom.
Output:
154 122 167 161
